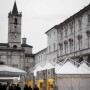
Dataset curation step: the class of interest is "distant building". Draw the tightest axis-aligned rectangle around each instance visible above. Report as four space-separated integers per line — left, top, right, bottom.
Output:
0 2 35 71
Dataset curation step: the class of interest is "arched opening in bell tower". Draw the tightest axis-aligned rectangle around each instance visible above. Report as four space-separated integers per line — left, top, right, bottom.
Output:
14 18 18 25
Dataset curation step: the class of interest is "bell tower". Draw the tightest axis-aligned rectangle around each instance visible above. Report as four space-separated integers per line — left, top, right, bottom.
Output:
8 1 22 49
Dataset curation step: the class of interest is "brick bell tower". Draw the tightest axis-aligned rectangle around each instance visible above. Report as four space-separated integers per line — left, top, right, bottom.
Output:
8 1 22 49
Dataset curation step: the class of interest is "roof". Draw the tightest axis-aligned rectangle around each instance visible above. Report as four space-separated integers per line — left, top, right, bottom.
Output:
0 65 27 77
0 48 24 52
45 25 58 34
25 54 35 57
12 1 18 15
0 43 9 47
42 62 54 70
78 62 90 74
21 44 33 48
35 48 47 55
45 3 90 33
56 61 90 74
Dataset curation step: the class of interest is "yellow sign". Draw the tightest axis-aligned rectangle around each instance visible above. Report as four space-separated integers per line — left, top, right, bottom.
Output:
27 81 33 89
37 79 43 90
46 79 54 90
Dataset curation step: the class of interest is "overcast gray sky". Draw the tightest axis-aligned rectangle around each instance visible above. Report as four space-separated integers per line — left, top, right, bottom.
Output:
0 0 90 53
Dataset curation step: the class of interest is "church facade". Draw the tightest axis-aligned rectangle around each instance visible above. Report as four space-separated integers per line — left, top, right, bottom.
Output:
0 2 35 71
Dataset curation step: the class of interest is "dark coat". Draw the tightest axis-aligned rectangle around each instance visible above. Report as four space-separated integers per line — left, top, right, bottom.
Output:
28 86 32 90
24 85 28 90
33 87 39 90
16 86 21 90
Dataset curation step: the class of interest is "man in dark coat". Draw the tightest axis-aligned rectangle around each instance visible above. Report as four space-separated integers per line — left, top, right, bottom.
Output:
33 85 39 90
24 85 28 90
28 86 32 90
16 84 21 90
0 83 3 90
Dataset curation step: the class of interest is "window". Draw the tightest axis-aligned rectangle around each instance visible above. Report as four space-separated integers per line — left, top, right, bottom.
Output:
60 29 63 39
65 26 68 37
64 41 68 54
69 22 73 34
49 46 51 53
86 30 90 48
78 17 82 30
77 35 82 50
59 43 63 56
53 44 56 51
14 18 18 25
69 38 73 53
87 14 90 25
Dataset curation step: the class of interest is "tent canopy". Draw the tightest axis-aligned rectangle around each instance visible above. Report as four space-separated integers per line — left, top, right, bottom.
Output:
0 65 27 77
56 61 90 74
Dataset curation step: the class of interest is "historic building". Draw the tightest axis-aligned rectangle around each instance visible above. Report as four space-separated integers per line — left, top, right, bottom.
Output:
56 4 90 64
0 2 35 71
45 27 58 64
35 48 47 66
35 27 58 66
35 4 90 67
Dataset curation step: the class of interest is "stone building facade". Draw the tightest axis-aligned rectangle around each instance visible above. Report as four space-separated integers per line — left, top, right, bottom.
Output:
45 27 58 64
0 2 35 71
35 4 90 67
57 4 90 64
35 48 47 66
35 27 58 67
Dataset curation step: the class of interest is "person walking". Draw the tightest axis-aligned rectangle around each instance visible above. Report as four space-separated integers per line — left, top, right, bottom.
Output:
0 83 3 90
28 86 32 90
16 84 21 90
24 85 28 90
33 85 39 90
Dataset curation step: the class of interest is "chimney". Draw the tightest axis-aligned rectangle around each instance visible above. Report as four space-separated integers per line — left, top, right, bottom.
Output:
22 38 27 44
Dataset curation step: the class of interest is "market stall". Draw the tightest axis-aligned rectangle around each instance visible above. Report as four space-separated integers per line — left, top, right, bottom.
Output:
0 65 27 77
55 61 90 90
27 73 34 89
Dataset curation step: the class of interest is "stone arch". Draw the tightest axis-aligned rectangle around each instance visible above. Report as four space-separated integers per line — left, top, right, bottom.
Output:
13 45 17 49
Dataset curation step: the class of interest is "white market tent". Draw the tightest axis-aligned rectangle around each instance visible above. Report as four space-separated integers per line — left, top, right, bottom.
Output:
55 61 90 90
42 62 54 70
54 63 62 73
29 59 90 77
56 61 86 74
78 62 90 74
0 77 19 83
31 65 43 76
0 65 27 77
29 62 54 76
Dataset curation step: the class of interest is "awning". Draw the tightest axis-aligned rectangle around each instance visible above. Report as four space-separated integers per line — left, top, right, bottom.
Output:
0 65 27 77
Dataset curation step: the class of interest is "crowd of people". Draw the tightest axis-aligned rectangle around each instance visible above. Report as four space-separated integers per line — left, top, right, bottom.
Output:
0 83 39 90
